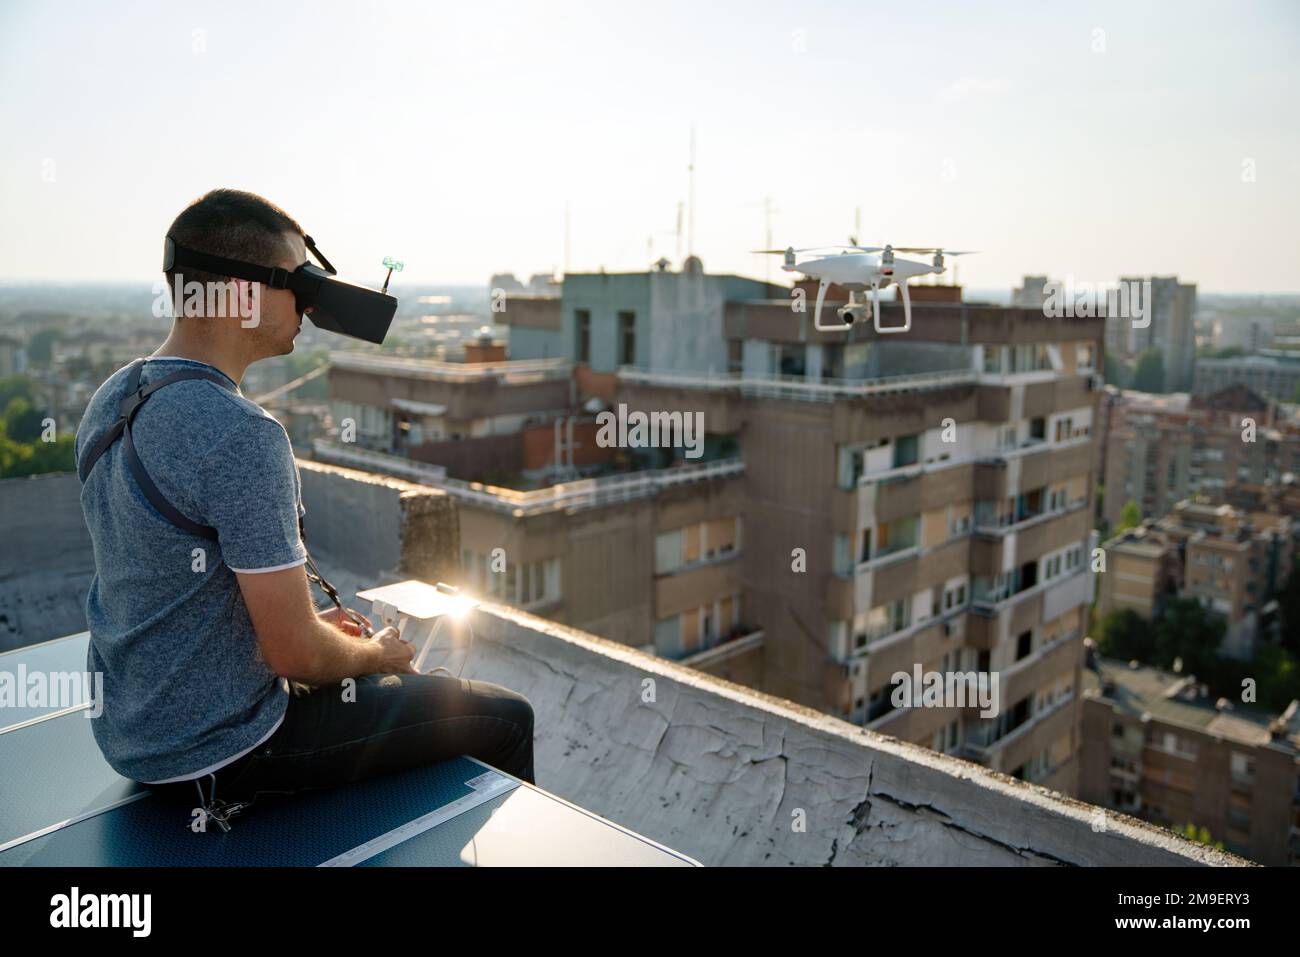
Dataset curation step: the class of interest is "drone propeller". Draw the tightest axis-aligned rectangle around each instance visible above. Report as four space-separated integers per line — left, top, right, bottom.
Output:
752 245 883 255
891 247 978 256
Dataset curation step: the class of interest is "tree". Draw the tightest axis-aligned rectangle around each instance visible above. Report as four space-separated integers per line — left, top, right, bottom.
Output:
1117 500 1142 533
1277 558 1300 659
1097 608 1156 661
1155 597 1226 678
1253 643 1300 713
0 374 37 410
2 397 44 443
1132 348 1165 393
0 432 75 478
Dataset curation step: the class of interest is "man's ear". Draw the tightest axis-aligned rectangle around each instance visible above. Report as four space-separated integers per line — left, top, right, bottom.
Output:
230 278 259 322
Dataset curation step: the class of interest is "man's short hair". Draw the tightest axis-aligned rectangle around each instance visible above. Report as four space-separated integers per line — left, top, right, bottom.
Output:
164 189 304 293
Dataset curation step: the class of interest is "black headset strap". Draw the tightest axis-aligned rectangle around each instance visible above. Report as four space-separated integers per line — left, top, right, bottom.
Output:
78 358 238 540
166 243 296 290
165 236 336 290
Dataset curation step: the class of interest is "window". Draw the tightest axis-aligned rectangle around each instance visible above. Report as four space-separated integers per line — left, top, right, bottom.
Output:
859 599 911 644
943 580 967 611
1044 553 1062 580
983 346 1005 374
1230 752 1255 787
475 553 561 608
659 519 741 574
1077 343 1096 371
575 309 591 363
618 310 636 365
1016 630 1033 661
893 434 920 469
877 515 919 556
727 339 743 373
833 534 853 577
838 445 865 490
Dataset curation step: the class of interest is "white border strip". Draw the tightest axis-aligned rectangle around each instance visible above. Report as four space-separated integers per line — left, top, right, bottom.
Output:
0 790 151 855
318 772 518 867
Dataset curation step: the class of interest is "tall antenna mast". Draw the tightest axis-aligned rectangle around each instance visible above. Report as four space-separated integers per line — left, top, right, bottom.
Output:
687 125 696 257
675 201 684 264
748 195 777 285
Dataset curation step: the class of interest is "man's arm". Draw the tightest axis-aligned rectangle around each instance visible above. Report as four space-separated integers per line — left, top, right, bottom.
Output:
237 564 416 684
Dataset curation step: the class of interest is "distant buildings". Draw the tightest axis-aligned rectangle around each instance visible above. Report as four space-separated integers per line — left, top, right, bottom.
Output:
1214 317 1277 353
1101 384 1300 528
1195 351 1300 403
490 272 562 299
1080 651 1300 865
1010 275 1050 308
1113 276 1197 392
1098 500 1295 660
0 335 24 377
1009 274 1197 393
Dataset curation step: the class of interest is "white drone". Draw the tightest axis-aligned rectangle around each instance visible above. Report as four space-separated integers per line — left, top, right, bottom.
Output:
755 243 976 333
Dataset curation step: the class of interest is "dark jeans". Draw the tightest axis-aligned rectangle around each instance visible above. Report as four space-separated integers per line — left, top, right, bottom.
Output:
148 673 535 809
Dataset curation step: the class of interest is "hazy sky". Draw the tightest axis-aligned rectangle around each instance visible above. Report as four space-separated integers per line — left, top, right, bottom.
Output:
2 0 1297 291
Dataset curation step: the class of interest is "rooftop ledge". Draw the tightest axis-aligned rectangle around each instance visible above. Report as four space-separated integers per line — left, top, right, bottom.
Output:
444 600 1248 866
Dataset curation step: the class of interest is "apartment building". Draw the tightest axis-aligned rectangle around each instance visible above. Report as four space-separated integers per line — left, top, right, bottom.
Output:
1079 651 1300 865
1113 276 1197 391
1098 500 1296 659
324 262 1104 791
1101 384 1299 528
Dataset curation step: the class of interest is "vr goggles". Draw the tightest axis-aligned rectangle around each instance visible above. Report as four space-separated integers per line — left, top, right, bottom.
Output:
162 234 397 344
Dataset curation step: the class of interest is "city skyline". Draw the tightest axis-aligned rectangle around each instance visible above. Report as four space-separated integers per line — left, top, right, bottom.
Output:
0 0 1297 291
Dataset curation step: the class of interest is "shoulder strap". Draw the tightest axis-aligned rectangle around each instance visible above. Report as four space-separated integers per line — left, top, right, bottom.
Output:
78 358 238 541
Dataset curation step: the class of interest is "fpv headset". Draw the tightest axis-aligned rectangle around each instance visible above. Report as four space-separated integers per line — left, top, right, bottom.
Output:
162 234 397 344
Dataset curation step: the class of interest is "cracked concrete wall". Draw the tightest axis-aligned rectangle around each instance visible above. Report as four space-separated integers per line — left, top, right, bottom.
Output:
456 602 1248 867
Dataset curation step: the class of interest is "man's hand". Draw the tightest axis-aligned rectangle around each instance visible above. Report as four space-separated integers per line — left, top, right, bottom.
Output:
318 605 368 637
239 564 407 683
367 626 418 675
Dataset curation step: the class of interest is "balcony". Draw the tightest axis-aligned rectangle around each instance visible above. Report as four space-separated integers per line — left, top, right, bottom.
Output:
617 367 976 404
332 352 571 384
314 440 745 517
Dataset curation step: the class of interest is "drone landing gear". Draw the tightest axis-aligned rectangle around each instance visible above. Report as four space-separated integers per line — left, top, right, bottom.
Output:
873 280 912 334
813 280 853 332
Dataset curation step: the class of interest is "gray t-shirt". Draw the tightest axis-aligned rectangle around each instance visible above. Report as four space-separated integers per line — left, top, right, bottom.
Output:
75 356 306 783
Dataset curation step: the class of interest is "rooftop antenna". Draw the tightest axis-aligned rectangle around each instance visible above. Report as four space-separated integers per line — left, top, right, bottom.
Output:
675 201 684 264
687 125 696 257
852 206 861 246
748 195 778 285
564 201 571 276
